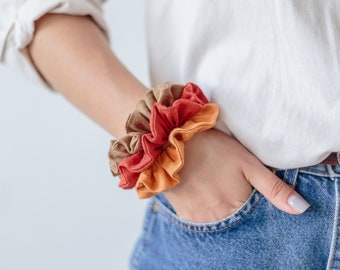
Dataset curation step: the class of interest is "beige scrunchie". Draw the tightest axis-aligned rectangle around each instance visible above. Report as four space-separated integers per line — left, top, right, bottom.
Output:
109 82 184 176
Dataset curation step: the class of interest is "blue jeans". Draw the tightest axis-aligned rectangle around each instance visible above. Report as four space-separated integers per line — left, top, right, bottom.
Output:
130 164 340 270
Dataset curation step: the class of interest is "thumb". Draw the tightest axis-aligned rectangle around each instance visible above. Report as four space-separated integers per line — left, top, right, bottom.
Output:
245 165 310 215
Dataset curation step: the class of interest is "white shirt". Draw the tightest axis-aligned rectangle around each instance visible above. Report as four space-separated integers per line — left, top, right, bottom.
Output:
1 0 340 169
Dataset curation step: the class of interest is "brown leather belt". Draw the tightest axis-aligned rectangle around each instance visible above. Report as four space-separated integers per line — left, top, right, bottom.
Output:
320 152 340 165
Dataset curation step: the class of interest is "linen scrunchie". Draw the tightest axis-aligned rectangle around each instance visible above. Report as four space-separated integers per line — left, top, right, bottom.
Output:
108 82 219 197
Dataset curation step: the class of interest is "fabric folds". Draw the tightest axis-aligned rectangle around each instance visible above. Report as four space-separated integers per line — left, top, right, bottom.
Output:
109 132 140 176
109 82 183 176
125 82 183 133
108 81 218 197
109 82 207 177
0 0 108 88
136 103 219 198
118 98 206 188
117 83 210 189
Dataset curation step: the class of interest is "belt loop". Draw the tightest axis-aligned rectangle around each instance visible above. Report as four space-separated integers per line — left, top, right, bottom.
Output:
283 168 299 186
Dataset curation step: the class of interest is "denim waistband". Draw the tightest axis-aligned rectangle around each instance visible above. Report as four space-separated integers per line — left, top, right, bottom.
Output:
279 164 340 178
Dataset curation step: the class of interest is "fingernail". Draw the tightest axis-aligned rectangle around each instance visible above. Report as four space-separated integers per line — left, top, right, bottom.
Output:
288 194 310 213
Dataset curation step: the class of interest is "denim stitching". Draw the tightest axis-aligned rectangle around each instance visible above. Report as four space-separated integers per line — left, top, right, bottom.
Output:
130 200 157 269
282 168 299 188
153 168 290 233
326 177 340 270
291 168 299 186
155 191 264 233
299 165 340 178
299 170 338 179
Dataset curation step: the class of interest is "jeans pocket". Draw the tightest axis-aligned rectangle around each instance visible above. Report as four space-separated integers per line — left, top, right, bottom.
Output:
130 192 264 270
154 189 263 233
131 166 339 270
130 200 158 270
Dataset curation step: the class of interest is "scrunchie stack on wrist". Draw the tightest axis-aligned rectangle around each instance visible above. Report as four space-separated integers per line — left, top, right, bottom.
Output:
109 82 219 198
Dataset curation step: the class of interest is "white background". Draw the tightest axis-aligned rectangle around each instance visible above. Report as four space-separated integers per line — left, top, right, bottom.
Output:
0 1 149 269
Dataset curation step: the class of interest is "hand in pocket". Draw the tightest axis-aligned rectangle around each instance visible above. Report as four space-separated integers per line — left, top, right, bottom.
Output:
164 129 310 223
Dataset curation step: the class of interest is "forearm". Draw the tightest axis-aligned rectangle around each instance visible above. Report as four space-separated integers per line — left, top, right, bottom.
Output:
28 14 147 137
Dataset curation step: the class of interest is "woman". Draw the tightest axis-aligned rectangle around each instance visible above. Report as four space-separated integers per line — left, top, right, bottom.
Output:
1 1 340 269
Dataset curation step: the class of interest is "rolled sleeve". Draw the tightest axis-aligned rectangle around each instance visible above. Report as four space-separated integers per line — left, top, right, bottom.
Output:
0 0 108 89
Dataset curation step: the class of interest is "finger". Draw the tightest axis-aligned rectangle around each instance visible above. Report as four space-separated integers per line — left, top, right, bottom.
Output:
244 163 310 215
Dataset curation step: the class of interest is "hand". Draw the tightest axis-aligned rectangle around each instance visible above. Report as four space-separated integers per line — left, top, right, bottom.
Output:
163 129 310 223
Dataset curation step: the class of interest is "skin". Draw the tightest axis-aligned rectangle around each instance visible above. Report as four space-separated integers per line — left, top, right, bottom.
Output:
28 14 307 223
